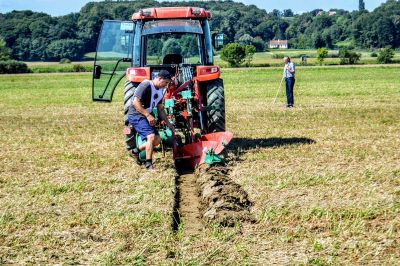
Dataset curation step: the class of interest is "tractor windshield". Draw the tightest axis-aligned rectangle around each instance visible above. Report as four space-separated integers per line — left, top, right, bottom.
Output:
142 20 203 65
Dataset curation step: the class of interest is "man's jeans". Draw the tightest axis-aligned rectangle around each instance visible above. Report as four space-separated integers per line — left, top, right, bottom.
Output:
285 77 295 107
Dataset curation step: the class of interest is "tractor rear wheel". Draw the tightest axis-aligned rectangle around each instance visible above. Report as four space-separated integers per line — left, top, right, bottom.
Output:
124 81 137 152
206 79 225 132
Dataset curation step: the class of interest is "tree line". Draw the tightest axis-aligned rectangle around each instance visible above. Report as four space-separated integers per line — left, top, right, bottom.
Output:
0 0 399 62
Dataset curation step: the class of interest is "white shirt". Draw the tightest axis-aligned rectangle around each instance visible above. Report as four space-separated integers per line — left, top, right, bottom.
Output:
283 62 295 78
145 81 164 114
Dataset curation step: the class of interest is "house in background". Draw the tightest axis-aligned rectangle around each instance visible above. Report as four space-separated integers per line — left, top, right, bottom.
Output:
317 10 337 16
269 39 288 49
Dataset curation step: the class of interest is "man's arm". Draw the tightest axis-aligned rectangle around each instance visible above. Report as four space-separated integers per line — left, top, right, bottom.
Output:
157 103 174 130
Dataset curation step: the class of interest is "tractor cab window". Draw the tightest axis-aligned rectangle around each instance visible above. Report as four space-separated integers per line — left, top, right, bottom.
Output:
145 33 202 65
142 20 203 35
142 20 203 65
96 21 134 61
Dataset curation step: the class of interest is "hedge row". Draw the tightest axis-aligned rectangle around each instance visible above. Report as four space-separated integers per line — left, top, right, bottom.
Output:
30 64 92 73
0 60 31 74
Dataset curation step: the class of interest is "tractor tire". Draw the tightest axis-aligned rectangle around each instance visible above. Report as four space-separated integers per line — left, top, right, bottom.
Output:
124 81 137 152
124 81 136 124
206 79 226 132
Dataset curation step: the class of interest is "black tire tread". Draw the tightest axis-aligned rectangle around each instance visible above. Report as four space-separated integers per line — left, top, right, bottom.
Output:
206 79 225 132
124 81 137 151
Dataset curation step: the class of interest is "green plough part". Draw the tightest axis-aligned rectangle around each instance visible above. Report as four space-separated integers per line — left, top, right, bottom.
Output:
181 90 193 99
164 99 175 114
160 127 173 146
204 148 223 165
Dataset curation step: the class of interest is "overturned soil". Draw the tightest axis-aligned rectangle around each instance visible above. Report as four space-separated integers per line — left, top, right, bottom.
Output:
195 164 253 226
174 163 253 234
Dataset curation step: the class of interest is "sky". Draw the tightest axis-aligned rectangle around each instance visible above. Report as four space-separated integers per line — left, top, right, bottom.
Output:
0 0 389 16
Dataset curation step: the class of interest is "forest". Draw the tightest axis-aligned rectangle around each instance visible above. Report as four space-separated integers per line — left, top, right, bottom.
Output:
0 0 399 61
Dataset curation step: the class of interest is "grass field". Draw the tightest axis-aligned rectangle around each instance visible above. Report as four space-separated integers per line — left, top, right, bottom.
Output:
25 61 93 73
1 66 399 264
25 49 400 73
214 49 400 67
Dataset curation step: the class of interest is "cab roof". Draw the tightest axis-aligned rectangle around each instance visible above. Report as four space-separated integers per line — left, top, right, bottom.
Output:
132 7 212 21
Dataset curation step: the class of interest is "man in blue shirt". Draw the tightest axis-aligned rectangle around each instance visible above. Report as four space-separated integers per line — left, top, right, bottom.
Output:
283 56 295 108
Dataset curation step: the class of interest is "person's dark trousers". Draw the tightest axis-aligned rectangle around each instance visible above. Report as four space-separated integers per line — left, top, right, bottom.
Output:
285 77 295 107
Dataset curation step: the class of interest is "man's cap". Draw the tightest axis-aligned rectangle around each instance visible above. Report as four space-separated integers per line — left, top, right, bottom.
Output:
157 70 172 81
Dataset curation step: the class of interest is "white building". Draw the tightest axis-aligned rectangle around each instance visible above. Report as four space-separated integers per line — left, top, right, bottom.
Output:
269 40 288 49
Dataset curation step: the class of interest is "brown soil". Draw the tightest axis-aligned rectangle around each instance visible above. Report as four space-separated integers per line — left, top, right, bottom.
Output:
176 169 203 235
174 164 253 234
195 164 253 226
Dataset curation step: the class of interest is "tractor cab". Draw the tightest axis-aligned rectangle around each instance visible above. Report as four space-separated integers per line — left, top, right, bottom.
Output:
92 7 215 102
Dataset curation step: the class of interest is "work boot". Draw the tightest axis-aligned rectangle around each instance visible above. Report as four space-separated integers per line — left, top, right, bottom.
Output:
145 160 154 170
129 148 140 158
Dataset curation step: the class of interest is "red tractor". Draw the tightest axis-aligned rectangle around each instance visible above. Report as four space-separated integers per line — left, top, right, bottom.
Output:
92 7 232 168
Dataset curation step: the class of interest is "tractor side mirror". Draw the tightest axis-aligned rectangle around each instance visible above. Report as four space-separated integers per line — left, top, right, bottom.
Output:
93 65 102 79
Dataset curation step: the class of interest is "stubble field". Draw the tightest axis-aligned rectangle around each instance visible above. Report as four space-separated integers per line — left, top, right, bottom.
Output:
0 66 399 264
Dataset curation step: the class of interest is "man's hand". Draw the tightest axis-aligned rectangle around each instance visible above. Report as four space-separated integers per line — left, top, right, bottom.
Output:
146 114 156 126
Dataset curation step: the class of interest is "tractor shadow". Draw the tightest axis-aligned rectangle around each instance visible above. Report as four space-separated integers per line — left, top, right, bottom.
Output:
227 137 316 161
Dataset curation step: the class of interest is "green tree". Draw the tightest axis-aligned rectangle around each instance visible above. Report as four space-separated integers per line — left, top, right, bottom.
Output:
49 13 79 40
313 33 325 48
359 0 365 11
373 17 396 48
220 43 246 67
0 60 30 74
161 38 182 57
238 34 254 46
252 37 266 52
46 39 85 61
77 2 113 53
147 38 163 56
339 49 361 64
29 38 48 61
283 9 294 17
316 47 329 65
271 9 281 17
13 38 31 60
311 9 323 16
254 21 275 41
322 30 334 49
377 47 395 64
220 10 241 43
244 45 256 67
0 38 11 60
180 35 198 57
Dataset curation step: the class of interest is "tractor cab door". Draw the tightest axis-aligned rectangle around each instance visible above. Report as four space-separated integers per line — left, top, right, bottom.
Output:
92 20 134 102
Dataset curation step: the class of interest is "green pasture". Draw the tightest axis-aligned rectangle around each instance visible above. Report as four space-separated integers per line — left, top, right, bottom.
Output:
25 61 93 73
215 49 400 67
25 49 400 73
0 66 399 264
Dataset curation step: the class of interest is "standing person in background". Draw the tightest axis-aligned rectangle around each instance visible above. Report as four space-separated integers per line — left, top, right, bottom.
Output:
283 56 295 108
